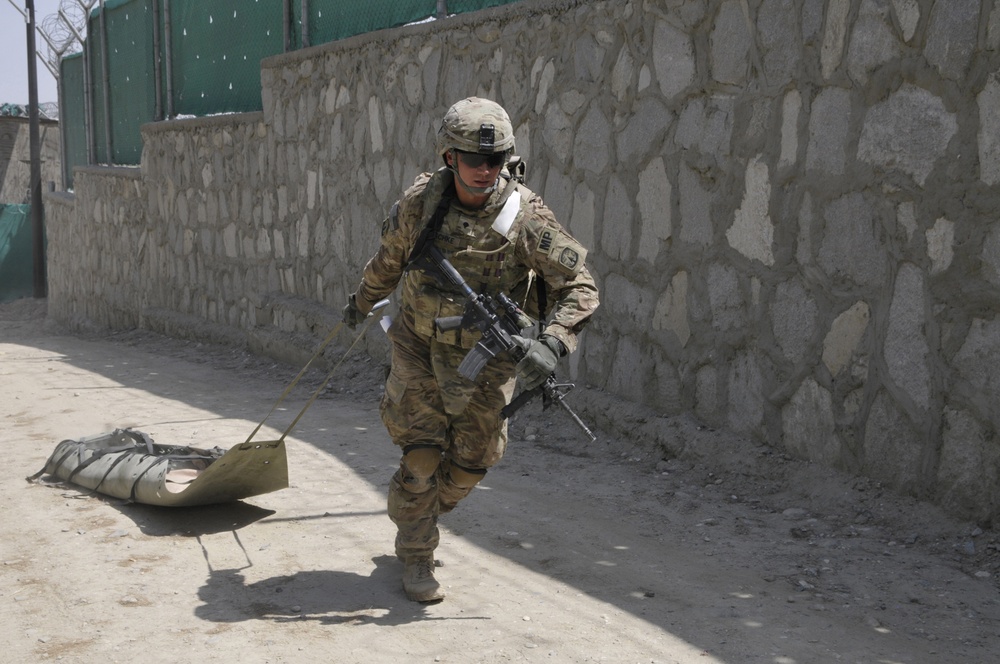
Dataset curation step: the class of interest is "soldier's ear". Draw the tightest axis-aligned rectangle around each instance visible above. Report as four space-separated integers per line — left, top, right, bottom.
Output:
444 149 454 168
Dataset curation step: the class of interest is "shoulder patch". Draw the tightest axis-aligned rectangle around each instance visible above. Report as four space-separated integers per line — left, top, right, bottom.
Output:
559 247 580 271
535 226 587 276
538 229 555 253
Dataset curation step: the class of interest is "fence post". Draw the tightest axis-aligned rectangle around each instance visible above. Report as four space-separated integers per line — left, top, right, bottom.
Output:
62 5 95 165
98 1 113 162
301 0 309 48
283 0 291 51
164 0 173 117
152 0 162 120
57 67 69 189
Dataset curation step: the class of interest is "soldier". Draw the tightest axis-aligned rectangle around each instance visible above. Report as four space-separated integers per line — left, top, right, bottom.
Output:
343 97 599 603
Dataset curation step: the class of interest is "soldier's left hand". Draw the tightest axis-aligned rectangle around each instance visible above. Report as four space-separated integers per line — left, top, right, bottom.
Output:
511 335 563 391
342 294 365 329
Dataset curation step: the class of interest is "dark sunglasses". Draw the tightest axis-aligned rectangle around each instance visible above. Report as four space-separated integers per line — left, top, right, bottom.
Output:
456 150 506 169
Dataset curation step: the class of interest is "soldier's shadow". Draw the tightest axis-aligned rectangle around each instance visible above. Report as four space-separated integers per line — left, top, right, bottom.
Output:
195 555 479 625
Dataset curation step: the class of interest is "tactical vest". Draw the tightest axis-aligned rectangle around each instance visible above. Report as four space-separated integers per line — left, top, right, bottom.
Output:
402 169 535 348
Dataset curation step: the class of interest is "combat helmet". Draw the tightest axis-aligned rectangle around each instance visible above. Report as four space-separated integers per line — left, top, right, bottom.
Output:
437 97 515 196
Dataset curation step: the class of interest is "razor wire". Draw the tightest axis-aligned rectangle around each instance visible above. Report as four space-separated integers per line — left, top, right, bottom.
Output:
4 0 95 188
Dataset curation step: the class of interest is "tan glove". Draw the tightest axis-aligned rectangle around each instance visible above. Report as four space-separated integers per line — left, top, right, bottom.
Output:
510 334 564 391
342 294 365 329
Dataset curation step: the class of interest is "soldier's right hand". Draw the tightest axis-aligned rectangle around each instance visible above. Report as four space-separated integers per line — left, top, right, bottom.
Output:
511 334 561 391
342 294 365 329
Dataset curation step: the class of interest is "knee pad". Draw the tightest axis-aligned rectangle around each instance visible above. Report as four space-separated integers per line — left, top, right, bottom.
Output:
438 461 487 514
400 445 441 482
445 461 487 489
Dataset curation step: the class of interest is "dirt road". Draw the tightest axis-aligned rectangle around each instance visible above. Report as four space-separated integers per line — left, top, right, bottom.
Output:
2 298 998 663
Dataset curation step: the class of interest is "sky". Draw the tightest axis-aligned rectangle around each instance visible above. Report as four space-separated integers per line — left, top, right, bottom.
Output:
1 1 69 105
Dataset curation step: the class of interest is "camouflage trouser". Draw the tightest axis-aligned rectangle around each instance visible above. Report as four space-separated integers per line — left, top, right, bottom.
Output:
381 311 516 558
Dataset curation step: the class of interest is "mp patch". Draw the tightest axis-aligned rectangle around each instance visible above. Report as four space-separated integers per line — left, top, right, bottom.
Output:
539 230 554 252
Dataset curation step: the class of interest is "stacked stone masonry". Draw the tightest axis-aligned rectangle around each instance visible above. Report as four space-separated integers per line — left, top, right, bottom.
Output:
0 117 61 204
44 0 1000 524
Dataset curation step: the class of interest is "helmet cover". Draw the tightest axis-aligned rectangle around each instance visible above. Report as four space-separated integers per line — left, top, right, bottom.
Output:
436 97 515 158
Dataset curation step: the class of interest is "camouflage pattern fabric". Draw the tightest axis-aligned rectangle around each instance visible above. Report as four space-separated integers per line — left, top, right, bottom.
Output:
380 310 516 459
353 167 599 558
436 96 516 156
355 169 599 353
383 309 516 558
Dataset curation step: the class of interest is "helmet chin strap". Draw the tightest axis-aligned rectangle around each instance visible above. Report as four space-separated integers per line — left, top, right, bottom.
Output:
451 169 499 196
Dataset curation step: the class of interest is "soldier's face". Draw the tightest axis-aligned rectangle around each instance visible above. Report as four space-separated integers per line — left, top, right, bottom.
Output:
448 150 503 207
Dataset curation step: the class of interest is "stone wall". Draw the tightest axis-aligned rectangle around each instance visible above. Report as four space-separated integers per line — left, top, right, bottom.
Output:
0 117 61 204
46 167 146 330
44 0 1000 524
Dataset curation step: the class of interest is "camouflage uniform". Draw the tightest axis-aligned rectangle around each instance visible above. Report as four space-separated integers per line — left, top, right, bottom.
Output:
347 97 598 598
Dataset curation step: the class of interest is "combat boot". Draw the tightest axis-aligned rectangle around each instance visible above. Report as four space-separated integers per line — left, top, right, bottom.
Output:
401 554 445 603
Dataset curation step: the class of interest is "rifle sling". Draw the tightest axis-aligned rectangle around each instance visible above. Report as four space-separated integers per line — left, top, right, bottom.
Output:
406 184 454 267
500 384 543 420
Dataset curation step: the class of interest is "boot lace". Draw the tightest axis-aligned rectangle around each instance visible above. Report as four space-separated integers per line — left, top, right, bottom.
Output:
413 557 435 580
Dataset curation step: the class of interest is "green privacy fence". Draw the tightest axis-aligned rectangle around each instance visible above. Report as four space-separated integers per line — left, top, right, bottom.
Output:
292 0 436 48
165 0 284 118
0 205 35 303
291 0 517 46
60 53 88 188
99 0 158 165
59 0 522 186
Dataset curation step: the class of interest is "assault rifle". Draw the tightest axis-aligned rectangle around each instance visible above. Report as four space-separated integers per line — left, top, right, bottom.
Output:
421 245 597 442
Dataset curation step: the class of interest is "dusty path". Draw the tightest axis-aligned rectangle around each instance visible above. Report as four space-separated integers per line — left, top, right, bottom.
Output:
2 298 999 664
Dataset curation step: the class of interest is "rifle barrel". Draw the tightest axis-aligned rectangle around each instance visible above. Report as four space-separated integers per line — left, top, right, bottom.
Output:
551 390 598 442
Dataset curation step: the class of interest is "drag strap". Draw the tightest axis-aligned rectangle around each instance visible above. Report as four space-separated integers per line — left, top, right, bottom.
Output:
242 320 346 445
275 310 384 442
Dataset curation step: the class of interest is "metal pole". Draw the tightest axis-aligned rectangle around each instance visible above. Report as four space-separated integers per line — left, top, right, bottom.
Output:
283 0 290 52
300 0 308 48
26 0 47 297
19 1 65 189
163 0 173 117
57 66 69 190
98 0 112 163
63 6 94 164
151 0 162 120
85 32 95 162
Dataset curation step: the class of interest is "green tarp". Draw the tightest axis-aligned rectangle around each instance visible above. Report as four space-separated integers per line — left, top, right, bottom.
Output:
0 204 36 303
